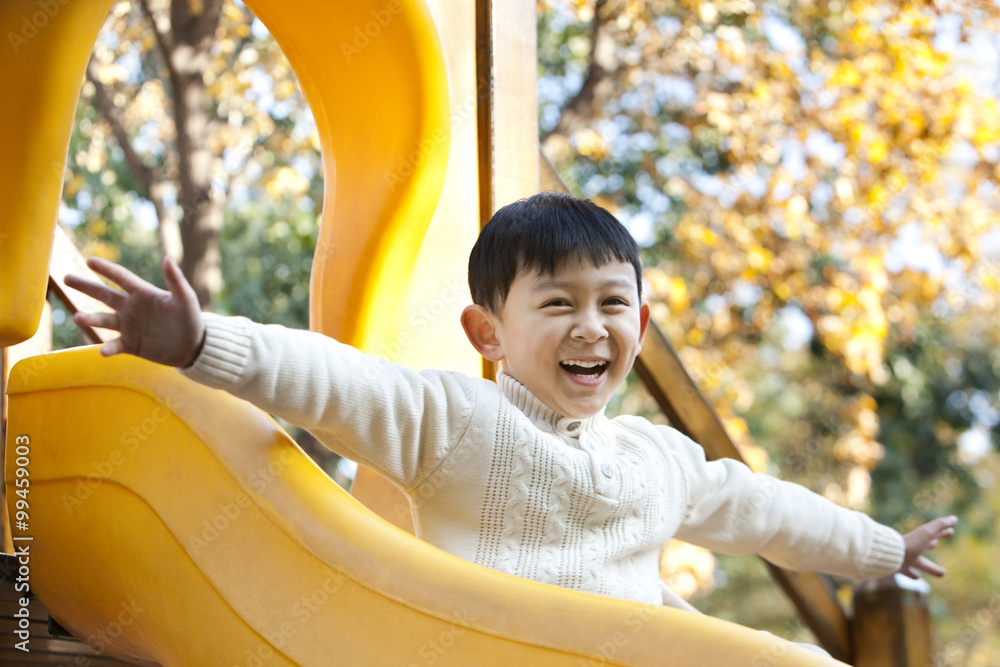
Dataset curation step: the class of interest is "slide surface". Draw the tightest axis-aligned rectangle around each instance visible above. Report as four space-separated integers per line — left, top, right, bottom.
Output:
5 347 844 666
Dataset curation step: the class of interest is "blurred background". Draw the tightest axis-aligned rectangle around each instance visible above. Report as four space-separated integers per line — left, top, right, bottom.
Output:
57 0 999 662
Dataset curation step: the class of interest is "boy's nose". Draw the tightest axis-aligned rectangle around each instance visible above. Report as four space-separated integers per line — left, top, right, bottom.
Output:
571 312 608 342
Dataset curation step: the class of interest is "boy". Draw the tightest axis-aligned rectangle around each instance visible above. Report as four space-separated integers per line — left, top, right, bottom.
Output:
67 192 955 611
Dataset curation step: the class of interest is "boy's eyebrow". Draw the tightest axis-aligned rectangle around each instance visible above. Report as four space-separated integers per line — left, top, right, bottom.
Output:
530 277 636 292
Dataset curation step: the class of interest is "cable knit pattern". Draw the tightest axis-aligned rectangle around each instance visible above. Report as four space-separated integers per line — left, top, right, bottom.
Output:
181 313 906 605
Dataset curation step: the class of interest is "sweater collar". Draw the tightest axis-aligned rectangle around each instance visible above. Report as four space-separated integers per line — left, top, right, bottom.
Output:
496 371 607 437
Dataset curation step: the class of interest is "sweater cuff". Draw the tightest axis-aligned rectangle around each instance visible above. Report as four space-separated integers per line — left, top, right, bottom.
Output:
179 313 254 388
863 522 906 578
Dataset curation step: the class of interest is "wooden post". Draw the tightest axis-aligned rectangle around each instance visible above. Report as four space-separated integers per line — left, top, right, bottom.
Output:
476 0 539 382
853 575 933 667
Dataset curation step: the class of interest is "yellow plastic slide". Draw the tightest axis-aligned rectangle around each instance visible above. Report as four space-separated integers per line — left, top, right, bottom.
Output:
2 0 845 664
4 348 841 666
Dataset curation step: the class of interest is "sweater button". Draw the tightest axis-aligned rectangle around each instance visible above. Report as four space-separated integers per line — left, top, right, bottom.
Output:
565 420 581 433
601 463 613 478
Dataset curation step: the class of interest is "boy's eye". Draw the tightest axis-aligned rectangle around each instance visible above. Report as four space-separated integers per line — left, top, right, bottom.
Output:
603 297 629 307
544 299 570 307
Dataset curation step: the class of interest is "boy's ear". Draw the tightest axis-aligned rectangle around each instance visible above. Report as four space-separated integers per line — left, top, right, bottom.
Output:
637 301 651 347
461 304 505 361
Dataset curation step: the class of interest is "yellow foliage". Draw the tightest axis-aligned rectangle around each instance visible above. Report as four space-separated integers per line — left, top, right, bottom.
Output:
668 276 690 310
658 540 717 600
746 245 772 270
868 136 888 164
264 166 309 200
572 128 608 159
831 61 861 87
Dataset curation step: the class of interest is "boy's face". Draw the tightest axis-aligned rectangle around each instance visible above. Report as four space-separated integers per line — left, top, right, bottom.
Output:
486 259 649 419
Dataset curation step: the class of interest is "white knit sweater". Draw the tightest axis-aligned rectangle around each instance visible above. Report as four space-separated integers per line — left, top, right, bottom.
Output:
182 313 906 605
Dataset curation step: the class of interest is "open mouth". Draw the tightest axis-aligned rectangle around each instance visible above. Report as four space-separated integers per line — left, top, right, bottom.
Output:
559 360 609 377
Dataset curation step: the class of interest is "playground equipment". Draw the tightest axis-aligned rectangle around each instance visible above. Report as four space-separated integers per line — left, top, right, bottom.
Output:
1 0 930 665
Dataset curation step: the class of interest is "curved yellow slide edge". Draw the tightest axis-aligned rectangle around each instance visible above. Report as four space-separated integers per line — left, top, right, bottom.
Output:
5 348 846 666
0 0 116 347
247 0 453 349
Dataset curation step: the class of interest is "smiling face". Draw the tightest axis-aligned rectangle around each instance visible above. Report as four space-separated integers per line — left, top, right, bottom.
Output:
467 259 650 419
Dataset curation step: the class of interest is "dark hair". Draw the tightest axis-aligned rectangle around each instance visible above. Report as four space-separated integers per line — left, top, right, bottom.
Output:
468 192 642 313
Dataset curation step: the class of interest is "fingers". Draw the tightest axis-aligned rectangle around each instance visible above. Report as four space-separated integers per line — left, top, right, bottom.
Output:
914 556 946 578
86 256 147 294
99 337 126 357
73 311 119 332
64 274 127 310
922 516 958 543
935 516 958 538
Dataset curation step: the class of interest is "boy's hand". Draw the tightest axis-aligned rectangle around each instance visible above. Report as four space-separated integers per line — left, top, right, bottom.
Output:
65 256 206 368
899 515 957 579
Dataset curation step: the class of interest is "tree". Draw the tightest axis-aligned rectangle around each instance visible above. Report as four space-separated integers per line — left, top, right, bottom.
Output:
65 0 321 314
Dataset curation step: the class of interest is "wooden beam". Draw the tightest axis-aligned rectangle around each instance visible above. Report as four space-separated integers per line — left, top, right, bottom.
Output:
47 224 115 344
633 323 743 462
476 0 539 382
476 0 539 211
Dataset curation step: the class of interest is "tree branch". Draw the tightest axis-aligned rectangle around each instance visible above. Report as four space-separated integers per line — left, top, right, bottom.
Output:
193 0 225 46
85 57 181 262
139 0 174 57
543 0 621 142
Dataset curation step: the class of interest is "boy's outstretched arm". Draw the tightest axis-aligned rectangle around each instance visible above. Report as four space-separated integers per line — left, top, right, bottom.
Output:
899 515 957 579
65 256 206 368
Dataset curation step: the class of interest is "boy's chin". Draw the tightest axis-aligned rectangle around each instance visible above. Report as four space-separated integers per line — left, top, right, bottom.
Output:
551 395 609 420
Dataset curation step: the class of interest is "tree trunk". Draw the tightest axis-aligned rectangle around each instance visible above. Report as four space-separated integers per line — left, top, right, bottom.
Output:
92 0 226 308
165 0 225 309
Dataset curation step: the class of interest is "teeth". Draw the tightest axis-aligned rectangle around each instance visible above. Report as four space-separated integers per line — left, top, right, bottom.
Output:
561 360 606 368
560 360 609 376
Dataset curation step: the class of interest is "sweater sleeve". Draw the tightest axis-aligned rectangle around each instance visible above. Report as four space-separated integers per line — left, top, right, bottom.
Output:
658 426 905 580
179 313 479 492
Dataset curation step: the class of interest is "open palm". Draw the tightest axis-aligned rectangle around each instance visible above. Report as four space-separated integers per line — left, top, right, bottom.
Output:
66 256 206 368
